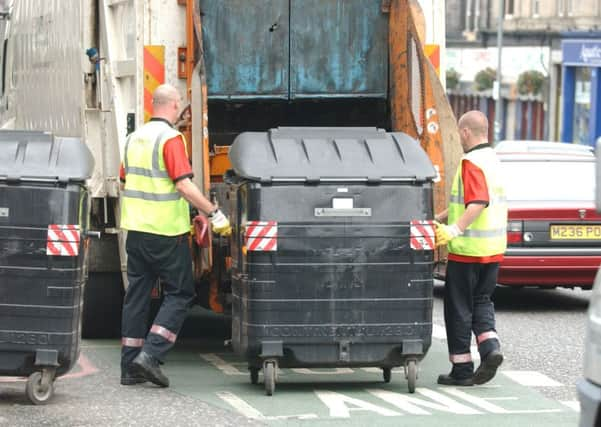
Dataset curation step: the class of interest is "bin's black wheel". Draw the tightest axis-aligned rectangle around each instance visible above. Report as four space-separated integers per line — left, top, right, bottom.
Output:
382 367 392 383
250 367 259 385
263 361 276 396
406 360 417 394
26 372 54 405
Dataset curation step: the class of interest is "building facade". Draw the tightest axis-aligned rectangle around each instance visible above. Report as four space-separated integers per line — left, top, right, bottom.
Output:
446 0 601 145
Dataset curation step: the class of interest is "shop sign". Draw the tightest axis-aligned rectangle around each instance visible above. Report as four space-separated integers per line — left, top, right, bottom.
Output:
562 40 601 66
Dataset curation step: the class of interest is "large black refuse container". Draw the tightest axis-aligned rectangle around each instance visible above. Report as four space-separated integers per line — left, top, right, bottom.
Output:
0 131 94 404
227 127 437 395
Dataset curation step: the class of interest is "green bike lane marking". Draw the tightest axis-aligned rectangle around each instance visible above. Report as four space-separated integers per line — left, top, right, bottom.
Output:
88 338 579 426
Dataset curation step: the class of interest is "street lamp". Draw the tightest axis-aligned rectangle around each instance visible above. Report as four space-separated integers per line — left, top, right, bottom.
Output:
494 0 505 144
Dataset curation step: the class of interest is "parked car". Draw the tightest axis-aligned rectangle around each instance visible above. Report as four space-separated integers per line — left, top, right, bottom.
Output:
496 140 594 156
497 143 600 289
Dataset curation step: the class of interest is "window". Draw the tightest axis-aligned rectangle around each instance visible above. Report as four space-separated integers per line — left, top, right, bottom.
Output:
506 0 515 16
502 160 595 202
532 0 541 17
558 0 565 16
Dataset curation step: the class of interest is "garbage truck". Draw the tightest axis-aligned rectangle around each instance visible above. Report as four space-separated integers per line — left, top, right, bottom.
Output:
0 0 461 338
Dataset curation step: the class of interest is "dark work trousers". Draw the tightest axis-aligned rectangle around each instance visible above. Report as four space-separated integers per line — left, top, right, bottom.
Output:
444 260 500 376
121 230 195 371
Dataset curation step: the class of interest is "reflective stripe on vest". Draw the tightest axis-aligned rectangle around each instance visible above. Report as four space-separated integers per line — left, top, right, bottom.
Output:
448 147 508 257
120 121 191 236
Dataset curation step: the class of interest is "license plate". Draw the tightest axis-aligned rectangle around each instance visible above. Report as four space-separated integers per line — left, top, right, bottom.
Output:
549 225 601 240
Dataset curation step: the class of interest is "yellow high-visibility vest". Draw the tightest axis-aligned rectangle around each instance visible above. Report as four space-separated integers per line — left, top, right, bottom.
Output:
120 120 190 236
448 146 507 257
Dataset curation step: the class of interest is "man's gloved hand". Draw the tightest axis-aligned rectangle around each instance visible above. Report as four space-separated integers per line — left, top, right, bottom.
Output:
434 221 463 247
209 209 232 237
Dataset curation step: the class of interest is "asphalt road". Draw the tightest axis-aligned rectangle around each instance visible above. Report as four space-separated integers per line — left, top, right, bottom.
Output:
0 283 590 426
462 283 592 403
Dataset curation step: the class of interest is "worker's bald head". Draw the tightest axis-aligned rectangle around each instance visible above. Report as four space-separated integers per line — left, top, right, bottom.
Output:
458 110 489 152
151 84 181 124
458 110 488 139
152 84 179 106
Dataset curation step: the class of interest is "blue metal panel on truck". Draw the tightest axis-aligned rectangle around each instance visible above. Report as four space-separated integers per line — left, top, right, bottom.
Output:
199 0 290 99
199 0 388 99
289 0 388 98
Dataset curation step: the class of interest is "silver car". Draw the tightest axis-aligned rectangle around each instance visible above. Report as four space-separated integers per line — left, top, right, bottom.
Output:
578 140 601 426
578 269 601 426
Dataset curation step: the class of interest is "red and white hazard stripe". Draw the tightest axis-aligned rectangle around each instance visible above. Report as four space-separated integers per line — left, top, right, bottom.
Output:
245 221 277 251
410 220 435 251
46 224 81 256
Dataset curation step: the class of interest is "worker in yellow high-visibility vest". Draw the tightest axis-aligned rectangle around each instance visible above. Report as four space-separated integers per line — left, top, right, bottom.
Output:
119 84 231 388
434 110 507 386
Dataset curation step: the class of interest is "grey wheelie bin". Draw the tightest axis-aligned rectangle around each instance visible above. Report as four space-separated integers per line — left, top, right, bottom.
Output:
0 131 94 404
227 127 437 395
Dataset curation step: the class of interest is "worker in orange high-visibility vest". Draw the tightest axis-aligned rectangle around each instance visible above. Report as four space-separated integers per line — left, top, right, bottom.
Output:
434 110 507 386
119 84 231 388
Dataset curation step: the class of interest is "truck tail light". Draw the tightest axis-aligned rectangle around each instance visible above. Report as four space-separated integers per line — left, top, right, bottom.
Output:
507 221 523 245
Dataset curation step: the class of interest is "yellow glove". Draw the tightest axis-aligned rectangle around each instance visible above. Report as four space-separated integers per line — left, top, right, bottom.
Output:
434 221 462 247
209 209 232 237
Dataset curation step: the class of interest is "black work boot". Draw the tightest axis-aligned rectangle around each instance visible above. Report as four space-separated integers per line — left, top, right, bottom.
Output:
120 366 147 386
437 374 474 386
131 351 169 388
473 350 504 385
437 362 474 386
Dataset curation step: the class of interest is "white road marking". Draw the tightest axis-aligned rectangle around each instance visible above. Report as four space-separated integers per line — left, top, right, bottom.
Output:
315 390 401 418
368 388 482 415
292 368 354 375
442 387 562 414
217 391 319 420
200 353 246 376
485 397 519 401
361 367 404 374
560 401 581 412
216 391 265 419
501 371 562 387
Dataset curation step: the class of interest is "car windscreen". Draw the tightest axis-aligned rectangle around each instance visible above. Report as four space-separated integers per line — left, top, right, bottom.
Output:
500 159 595 202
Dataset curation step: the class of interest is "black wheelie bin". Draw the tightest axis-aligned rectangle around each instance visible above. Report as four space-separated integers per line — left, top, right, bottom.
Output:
227 127 437 395
0 131 94 404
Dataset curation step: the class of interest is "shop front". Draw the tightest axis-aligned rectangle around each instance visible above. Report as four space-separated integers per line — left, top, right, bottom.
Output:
561 39 601 146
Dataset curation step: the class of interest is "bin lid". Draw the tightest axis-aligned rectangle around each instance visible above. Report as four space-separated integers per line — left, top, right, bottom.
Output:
229 127 437 183
0 131 94 183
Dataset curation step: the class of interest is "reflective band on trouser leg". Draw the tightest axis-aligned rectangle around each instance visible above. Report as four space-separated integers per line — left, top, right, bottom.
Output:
121 337 144 347
150 324 177 343
477 331 499 345
450 353 473 363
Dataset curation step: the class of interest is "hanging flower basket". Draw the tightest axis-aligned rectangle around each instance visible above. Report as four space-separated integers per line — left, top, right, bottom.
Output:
517 70 545 96
446 68 461 90
474 67 496 92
